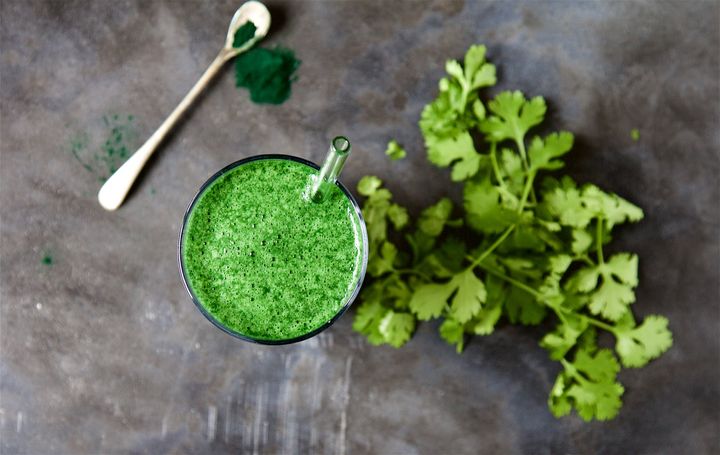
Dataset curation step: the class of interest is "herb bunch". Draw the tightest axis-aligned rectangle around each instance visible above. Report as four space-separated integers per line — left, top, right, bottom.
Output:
352 45 672 421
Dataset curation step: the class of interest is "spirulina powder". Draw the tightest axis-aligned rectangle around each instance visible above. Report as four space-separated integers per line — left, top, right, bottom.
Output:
232 23 301 104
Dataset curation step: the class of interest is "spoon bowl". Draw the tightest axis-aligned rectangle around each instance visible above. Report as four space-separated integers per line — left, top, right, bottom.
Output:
225 1 271 51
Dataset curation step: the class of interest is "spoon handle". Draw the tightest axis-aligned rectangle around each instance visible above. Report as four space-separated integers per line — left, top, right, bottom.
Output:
98 49 232 211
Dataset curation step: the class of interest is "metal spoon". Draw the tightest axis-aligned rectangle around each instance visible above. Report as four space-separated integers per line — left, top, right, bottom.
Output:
98 1 271 211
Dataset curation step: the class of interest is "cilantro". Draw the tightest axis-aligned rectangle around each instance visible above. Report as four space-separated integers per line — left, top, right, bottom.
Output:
387 204 409 230
357 175 382 196
615 313 673 367
464 177 518 233
378 310 416 347
352 44 672 422
417 198 456 236
480 91 546 143
385 140 407 160
409 281 454 320
428 132 482 181
440 317 465 353
551 347 624 421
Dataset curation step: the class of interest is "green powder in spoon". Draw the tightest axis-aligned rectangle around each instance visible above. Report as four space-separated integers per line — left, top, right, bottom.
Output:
232 24 301 105
233 21 257 48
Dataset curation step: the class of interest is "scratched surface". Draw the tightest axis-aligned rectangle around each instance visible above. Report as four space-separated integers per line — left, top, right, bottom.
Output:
1 0 719 454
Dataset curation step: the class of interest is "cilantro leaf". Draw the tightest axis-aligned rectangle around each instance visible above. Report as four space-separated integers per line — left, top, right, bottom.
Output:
541 176 595 228
467 301 502 335
464 177 518 234
552 348 625 421
582 185 644 229
528 132 574 172
589 279 635 320
449 269 486 323
566 267 600 293
352 299 389 345
387 203 409 230
378 311 416 347
505 285 546 325
420 45 496 144
571 229 594 254
409 266 487 323
480 91 546 143
444 44 496 109
499 147 525 195
419 237 467 279
540 315 589 360
548 372 573 418
435 237 467 273
440 318 465 353
574 347 620 382
385 274 412 309
569 379 624 422
420 89 464 140
427 132 482 181
409 281 455 320
615 315 673 367
418 198 455 237
461 45 497 89
572 253 639 321
357 175 382 196
368 241 397 277
542 178 644 230
385 140 407 160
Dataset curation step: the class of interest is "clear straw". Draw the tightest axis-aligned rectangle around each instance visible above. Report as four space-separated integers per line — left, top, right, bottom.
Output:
306 136 351 202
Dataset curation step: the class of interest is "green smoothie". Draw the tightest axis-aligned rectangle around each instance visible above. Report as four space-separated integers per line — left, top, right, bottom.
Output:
180 156 366 342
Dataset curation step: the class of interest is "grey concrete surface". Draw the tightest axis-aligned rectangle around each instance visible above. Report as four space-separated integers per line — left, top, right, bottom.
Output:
1 0 719 453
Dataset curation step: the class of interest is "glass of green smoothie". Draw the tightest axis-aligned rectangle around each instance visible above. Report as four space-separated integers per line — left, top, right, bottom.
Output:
178 137 368 344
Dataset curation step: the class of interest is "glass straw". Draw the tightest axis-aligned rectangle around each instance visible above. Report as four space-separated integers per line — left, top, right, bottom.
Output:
306 136 351 202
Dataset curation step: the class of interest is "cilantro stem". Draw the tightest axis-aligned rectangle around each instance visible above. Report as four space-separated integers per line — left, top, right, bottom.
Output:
476 262 541 298
467 162 534 271
595 217 605 264
583 315 615 333
560 358 588 385
395 269 432 281
517 172 535 213
489 142 508 192
469 225 516 269
514 134 529 172
514 135 537 204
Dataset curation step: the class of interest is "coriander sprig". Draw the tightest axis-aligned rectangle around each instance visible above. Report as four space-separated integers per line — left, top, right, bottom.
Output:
352 44 673 421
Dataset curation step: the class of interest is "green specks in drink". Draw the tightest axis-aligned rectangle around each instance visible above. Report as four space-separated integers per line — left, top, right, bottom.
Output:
630 128 640 141
181 158 365 342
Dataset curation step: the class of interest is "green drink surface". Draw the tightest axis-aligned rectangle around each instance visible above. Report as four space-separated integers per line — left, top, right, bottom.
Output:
181 157 365 341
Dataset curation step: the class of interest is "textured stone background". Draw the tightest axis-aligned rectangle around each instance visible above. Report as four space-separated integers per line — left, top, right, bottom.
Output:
1 0 718 454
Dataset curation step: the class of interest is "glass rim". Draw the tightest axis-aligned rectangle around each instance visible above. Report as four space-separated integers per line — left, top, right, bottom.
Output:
177 154 369 345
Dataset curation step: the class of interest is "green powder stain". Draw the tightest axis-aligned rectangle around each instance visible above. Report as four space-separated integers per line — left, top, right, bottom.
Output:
235 47 301 104
67 114 139 182
41 254 53 266
69 132 92 172
181 158 364 341
233 21 256 48
630 128 640 141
